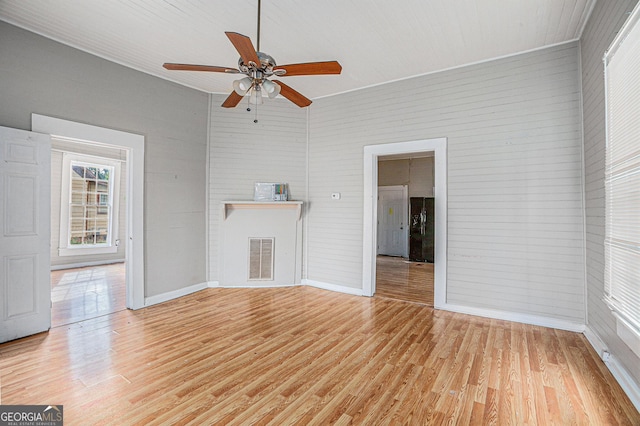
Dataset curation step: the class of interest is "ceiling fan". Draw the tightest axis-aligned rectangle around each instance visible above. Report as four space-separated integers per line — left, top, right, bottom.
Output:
162 0 342 112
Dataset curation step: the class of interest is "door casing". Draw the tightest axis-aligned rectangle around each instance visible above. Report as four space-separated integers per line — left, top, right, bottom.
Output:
363 138 447 306
32 114 145 310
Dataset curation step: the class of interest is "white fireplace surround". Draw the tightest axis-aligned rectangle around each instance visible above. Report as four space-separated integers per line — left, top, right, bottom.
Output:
219 201 303 287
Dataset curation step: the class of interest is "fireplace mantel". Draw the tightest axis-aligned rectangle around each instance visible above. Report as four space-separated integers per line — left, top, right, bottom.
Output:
222 201 303 221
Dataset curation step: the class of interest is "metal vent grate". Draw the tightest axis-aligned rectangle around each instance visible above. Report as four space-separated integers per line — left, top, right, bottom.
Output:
248 238 274 280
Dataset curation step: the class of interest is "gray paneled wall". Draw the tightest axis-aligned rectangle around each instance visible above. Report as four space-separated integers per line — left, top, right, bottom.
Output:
0 21 209 298
208 97 307 282
580 0 640 385
308 42 585 324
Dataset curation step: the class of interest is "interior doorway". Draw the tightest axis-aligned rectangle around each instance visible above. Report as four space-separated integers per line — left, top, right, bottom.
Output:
362 138 447 307
31 114 145 309
48 140 128 326
33 114 145 311
376 155 434 304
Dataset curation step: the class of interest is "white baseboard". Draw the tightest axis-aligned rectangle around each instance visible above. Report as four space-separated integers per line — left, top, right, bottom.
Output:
606 354 640 412
144 281 209 307
440 302 586 333
51 258 125 271
216 283 297 289
584 326 608 356
302 279 364 296
207 281 220 288
584 326 640 412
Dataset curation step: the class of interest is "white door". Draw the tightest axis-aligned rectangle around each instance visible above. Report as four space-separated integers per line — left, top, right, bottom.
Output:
0 126 51 343
377 185 408 257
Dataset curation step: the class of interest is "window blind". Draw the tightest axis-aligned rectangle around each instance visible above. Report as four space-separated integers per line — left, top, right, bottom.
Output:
604 3 640 334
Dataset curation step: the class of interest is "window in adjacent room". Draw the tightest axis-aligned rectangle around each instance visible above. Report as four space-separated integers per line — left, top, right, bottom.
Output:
59 152 121 256
603 2 640 357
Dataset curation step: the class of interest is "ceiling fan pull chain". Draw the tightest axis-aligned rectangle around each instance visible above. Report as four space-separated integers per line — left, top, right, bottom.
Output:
254 87 259 123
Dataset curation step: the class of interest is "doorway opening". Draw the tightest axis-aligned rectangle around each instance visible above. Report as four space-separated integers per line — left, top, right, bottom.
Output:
376 155 434 305
32 114 146 316
362 138 447 308
49 141 128 326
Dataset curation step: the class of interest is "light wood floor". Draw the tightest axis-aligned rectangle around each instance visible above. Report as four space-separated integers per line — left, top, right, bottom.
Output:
50 263 126 327
1 286 638 425
376 255 433 306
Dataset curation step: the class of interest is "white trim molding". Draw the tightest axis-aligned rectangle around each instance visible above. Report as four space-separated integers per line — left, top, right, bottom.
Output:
584 326 640 412
302 279 365 297
145 282 209 307
363 138 447 305
32 114 145 309
217 284 297 289
444 302 586 333
50 259 125 271
613 312 640 359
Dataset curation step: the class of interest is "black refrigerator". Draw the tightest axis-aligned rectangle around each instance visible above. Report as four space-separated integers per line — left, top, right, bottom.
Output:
409 197 435 263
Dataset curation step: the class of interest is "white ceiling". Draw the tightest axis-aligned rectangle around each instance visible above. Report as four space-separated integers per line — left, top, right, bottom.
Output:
0 0 595 100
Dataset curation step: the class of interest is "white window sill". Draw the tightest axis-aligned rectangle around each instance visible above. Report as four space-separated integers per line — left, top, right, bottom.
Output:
613 312 640 359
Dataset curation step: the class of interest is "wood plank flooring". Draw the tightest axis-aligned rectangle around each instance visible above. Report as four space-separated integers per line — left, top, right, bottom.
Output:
1 286 638 425
376 255 433 306
50 263 126 327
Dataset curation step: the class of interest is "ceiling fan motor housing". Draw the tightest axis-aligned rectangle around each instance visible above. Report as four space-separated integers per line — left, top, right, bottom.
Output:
239 52 277 74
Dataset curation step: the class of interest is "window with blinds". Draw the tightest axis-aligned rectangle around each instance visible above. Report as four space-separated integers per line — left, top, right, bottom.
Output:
604 3 640 347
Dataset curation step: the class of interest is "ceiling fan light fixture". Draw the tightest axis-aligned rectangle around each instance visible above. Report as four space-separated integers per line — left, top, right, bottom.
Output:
163 1 341 113
249 86 264 105
233 77 253 95
262 79 281 98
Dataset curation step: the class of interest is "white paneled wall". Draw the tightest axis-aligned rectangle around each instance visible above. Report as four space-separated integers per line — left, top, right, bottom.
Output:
308 43 585 324
208 98 307 282
581 0 640 387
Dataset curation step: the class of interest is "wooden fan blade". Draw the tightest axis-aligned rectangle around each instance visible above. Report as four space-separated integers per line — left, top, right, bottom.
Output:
275 61 342 77
225 32 260 65
163 63 239 73
222 91 244 108
273 80 312 107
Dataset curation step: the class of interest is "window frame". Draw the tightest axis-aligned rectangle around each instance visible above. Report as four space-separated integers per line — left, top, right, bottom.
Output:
603 1 640 357
58 152 121 256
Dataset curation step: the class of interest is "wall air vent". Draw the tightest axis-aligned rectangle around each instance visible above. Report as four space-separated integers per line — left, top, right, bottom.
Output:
248 238 274 280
